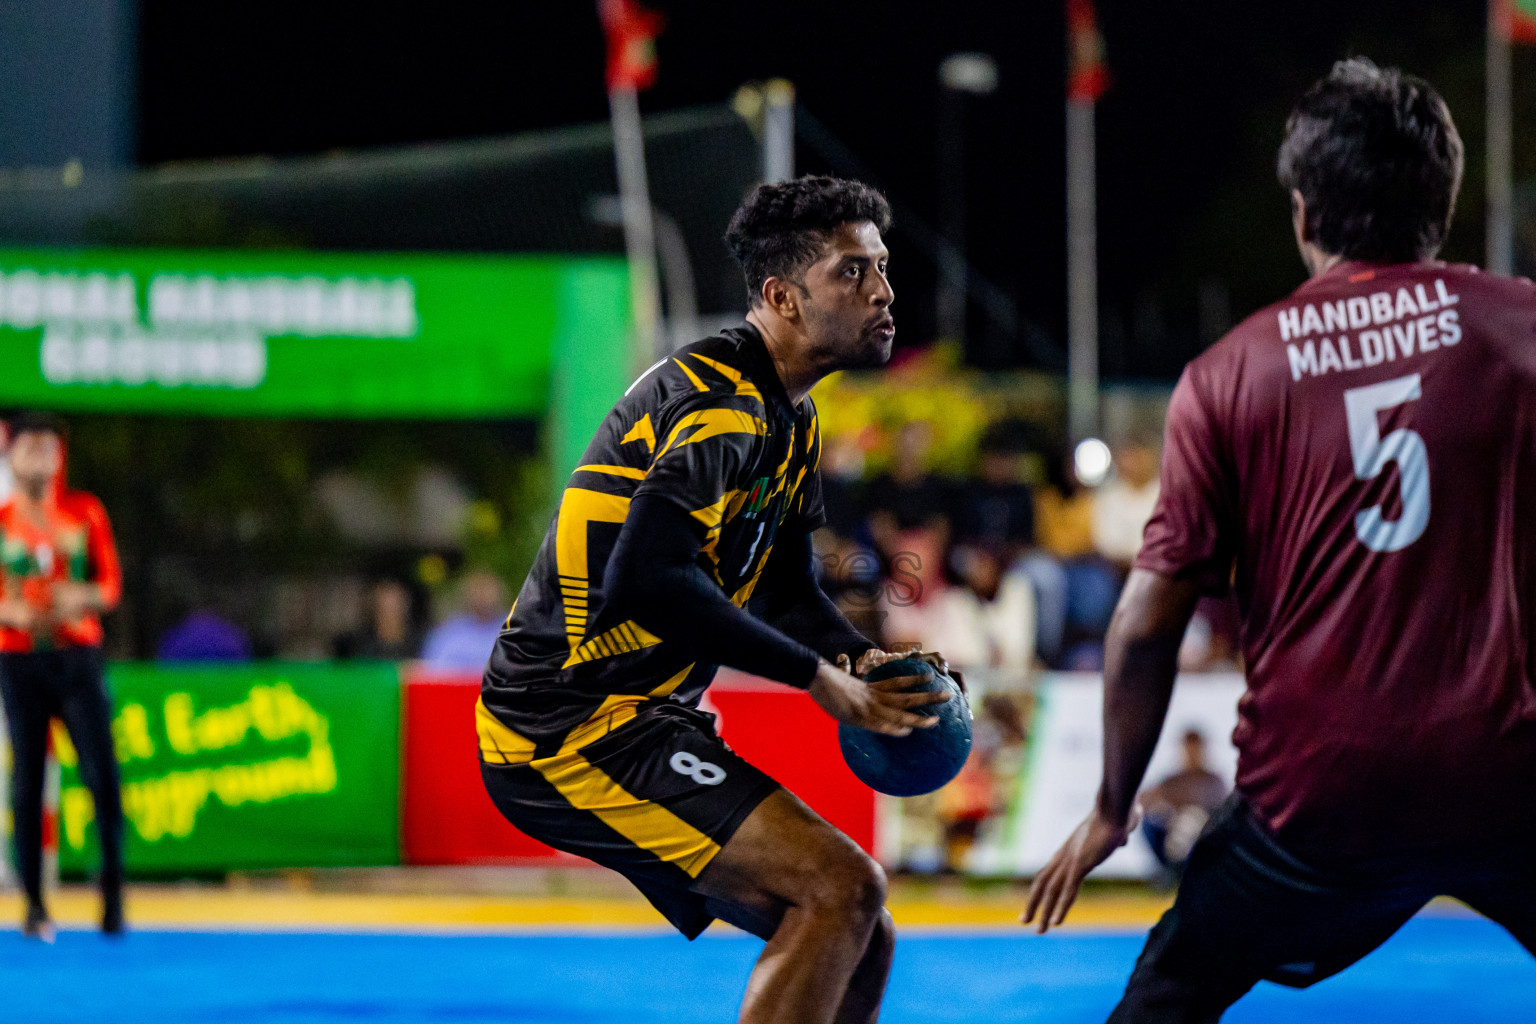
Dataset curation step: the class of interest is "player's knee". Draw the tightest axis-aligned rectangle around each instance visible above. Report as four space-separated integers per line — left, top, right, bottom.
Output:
866 907 896 962
806 850 887 922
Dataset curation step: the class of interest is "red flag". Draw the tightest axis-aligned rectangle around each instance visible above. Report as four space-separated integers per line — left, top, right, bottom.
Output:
1067 0 1109 103
1510 0 1536 45
599 0 664 92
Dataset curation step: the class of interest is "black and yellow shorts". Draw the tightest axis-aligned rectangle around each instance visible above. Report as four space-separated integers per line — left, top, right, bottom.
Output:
479 697 780 939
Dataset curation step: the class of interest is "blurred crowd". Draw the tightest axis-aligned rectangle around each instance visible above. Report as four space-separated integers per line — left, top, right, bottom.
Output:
154 569 511 672
814 417 1241 685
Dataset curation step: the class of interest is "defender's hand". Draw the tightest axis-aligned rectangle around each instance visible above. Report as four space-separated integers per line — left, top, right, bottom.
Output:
809 658 950 737
1022 808 1138 934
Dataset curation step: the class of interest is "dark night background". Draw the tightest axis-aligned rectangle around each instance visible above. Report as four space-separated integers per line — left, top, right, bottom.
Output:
138 0 1535 379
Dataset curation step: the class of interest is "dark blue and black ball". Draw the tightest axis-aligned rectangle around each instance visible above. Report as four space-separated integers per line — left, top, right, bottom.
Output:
838 657 972 797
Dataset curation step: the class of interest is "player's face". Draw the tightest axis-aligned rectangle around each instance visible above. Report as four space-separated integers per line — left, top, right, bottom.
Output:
797 221 894 370
8 430 61 490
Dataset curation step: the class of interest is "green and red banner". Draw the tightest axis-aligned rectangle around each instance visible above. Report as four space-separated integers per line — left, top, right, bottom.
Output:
58 663 401 874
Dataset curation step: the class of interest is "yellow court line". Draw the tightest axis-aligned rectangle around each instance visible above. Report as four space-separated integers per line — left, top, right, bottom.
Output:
0 886 1176 933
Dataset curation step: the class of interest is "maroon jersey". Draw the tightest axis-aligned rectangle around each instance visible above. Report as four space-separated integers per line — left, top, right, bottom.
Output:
1138 260 1536 857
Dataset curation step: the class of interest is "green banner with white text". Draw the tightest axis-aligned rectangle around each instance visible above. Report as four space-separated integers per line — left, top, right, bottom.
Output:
0 249 630 419
57 663 401 875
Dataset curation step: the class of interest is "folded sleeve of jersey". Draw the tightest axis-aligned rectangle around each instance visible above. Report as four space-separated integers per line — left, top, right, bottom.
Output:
1135 366 1238 594
605 493 821 688
751 527 875 666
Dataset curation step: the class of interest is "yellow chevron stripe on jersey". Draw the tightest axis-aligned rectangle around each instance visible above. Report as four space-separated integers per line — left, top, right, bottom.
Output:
555 488 631 652
649 662 694 698
688 353 765 404
476 696 538 765
576 464 647 480
690 491 740 581
479 662 693 764
673 358 709 393
656 407 767 461
563 619 664 668
690 491 734 531
621 413 657 455
730 541 775 607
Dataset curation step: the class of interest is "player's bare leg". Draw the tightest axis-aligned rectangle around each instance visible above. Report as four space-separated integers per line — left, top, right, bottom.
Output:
694 787 894 1024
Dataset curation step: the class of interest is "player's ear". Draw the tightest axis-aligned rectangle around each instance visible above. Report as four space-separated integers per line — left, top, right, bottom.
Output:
760 276 800 323
1290 189 1310 244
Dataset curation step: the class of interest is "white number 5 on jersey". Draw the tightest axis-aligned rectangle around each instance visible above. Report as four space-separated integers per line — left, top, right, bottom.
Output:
1343 373 1430 553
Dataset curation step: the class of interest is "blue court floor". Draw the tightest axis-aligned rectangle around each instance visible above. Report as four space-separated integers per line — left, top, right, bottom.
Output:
3 917 1531 1023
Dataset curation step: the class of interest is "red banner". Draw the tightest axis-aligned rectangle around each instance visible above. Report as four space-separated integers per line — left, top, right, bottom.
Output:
401 669 875 864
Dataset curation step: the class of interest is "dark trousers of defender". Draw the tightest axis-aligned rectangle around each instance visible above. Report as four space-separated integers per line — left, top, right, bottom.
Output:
1109 796 1536 1023
0 647 123 911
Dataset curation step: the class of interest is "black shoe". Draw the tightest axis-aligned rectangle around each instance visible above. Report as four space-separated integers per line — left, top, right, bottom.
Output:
101 891 124 936
22 903 56 943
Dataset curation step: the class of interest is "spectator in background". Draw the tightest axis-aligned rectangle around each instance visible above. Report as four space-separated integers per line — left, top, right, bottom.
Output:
334 578 422 660
955 427 1035 556
158 607 251 662
889 544 1036 682
420 569 508 670
865 419 954 537
808 528 885 643
1033 448 1113 667
0 413 125 937
1035 448 1097 563
865 420 953 628
817 431 871 539
1091 436 1162 568
1139 729 1229 881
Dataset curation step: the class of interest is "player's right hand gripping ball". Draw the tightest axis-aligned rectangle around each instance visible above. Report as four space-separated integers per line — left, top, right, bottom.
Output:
838 657 973 797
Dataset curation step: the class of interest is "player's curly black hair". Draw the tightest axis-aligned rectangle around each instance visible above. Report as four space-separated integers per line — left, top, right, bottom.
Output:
6 410 66 440
1277 57 1464 263
724 175 893 307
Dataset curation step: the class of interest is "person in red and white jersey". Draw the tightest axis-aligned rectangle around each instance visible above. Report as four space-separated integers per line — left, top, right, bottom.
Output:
1024 58 1536 1020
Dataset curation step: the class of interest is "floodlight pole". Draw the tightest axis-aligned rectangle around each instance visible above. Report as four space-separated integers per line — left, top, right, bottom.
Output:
763 79 796 183
1066 96 1099 442
608 82 664 370
1487 0 1515 276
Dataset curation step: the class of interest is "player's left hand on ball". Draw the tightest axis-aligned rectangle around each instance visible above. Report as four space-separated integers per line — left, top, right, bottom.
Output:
1021 809 1136 935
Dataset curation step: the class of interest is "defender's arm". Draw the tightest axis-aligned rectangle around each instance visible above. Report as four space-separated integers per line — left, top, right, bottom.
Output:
1022 568 1200 933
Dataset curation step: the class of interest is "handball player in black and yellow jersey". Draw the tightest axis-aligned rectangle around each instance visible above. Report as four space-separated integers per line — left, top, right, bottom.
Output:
479 176 953 1024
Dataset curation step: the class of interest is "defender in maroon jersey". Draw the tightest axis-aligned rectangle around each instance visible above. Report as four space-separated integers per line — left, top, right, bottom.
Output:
1025 59 1536 1020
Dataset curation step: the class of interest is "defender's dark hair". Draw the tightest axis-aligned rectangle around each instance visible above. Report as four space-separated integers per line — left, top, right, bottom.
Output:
6 410 66 441
1277 58 1464 262
725 175 893 306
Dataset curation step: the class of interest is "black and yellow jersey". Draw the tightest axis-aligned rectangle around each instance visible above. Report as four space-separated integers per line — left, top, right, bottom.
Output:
478 323 825 764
